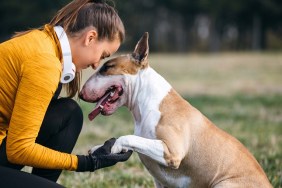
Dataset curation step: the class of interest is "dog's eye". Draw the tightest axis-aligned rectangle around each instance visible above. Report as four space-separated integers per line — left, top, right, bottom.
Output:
100 64 115 73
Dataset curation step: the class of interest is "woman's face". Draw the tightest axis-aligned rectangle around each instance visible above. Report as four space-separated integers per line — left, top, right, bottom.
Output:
70 29 120 72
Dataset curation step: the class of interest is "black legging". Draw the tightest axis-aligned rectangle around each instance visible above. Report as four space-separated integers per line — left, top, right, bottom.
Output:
0 98 83 187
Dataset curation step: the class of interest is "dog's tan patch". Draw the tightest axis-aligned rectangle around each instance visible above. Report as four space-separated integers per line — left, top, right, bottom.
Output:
156 89 193 168
99 55 144 76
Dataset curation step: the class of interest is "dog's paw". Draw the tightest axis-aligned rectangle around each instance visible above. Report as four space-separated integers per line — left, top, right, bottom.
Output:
111 136 129 154
88 144 103 154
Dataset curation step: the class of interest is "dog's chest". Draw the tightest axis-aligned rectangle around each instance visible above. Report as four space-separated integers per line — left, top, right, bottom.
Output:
139 154 191 187
134 124 155 138
134 110 161 138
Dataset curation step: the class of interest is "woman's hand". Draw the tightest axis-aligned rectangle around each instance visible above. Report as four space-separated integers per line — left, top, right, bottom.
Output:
76 138 133 172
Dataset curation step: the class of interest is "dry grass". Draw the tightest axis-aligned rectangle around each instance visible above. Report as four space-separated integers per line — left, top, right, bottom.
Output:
147 52 282 96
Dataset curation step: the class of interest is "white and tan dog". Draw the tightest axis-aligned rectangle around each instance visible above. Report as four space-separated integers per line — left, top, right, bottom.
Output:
79 33 272 188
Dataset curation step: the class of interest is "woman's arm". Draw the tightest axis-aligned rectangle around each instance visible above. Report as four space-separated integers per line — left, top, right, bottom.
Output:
6 54 78 170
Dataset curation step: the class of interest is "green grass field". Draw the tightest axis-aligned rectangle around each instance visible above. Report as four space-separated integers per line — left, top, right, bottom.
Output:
59 52 282 187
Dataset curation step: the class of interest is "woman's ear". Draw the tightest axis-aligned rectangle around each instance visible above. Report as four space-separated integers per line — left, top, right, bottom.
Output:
84 29 98 46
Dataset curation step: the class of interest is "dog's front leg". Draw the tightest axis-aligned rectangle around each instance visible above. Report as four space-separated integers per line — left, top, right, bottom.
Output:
111 135 168 166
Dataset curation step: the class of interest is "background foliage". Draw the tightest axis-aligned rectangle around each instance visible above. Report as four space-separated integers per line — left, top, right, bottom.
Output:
0 0 281 52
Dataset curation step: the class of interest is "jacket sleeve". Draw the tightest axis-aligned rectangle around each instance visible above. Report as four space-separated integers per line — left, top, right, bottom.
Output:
6 54 78 170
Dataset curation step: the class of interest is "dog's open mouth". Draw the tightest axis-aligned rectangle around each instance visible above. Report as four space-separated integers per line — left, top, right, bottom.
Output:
88 85 123 121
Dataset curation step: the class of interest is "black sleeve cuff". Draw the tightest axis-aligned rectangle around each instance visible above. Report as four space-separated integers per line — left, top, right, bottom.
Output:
76 155 96 172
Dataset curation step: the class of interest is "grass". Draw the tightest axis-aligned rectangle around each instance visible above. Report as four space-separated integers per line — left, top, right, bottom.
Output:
58 52 282 187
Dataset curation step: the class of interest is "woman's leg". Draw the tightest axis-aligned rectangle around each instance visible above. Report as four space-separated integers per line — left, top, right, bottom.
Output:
0 166 65 188
0 138 24 170
32 98 83 182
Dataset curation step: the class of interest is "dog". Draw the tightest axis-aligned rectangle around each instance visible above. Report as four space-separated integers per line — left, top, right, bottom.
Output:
79 33 272 188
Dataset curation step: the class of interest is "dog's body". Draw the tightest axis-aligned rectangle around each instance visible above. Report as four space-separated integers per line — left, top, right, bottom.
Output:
80 33 272 188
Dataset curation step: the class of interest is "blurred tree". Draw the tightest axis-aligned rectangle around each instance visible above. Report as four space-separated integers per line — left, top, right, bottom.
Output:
115 0 281 51
235 0 282 50
0 0 281 51
0 0 68 41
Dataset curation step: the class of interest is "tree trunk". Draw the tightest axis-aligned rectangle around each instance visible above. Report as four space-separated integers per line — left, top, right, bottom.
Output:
252 14 266 50
209 17 221 52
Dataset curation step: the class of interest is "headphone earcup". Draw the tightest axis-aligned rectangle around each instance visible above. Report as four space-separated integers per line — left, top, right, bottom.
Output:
60 61 76 83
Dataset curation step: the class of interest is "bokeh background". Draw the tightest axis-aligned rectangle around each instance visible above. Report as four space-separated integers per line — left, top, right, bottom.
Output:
0 0 281 52
1 0 281 187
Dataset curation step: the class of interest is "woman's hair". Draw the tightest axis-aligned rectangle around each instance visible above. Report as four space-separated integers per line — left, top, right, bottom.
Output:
49 0 125 98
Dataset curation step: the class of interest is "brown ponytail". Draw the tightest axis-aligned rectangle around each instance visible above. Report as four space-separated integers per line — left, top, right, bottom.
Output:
49 0 89 33
50 0 125 98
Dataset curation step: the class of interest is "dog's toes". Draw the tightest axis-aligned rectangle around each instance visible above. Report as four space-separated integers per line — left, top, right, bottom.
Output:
122 148 129 152
89 145 103 154
111 144 123 154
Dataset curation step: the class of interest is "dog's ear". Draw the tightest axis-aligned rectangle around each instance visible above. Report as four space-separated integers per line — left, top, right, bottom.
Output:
131 32 149 67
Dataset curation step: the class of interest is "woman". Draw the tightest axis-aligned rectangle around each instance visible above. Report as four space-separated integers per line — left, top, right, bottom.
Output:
0 0 132 187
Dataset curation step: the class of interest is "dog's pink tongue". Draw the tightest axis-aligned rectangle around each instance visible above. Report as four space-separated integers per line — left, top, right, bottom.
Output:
88 107 101 121
88 91 113 121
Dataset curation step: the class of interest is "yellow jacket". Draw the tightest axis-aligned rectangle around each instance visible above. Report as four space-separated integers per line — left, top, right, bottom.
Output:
0 25 78 170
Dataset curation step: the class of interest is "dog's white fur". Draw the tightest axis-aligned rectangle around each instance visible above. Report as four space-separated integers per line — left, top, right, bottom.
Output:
81 33 272 188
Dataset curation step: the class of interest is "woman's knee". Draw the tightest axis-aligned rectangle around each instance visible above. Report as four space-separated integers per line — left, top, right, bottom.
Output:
40 98 83 138
58 98 83 128
60 98 82 117
37 98 83 152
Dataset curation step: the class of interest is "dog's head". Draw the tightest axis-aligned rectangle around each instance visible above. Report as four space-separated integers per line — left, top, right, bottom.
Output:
79 32 149 120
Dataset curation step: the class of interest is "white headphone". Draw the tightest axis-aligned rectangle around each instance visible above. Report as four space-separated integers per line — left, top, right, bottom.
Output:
54 26 76 84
